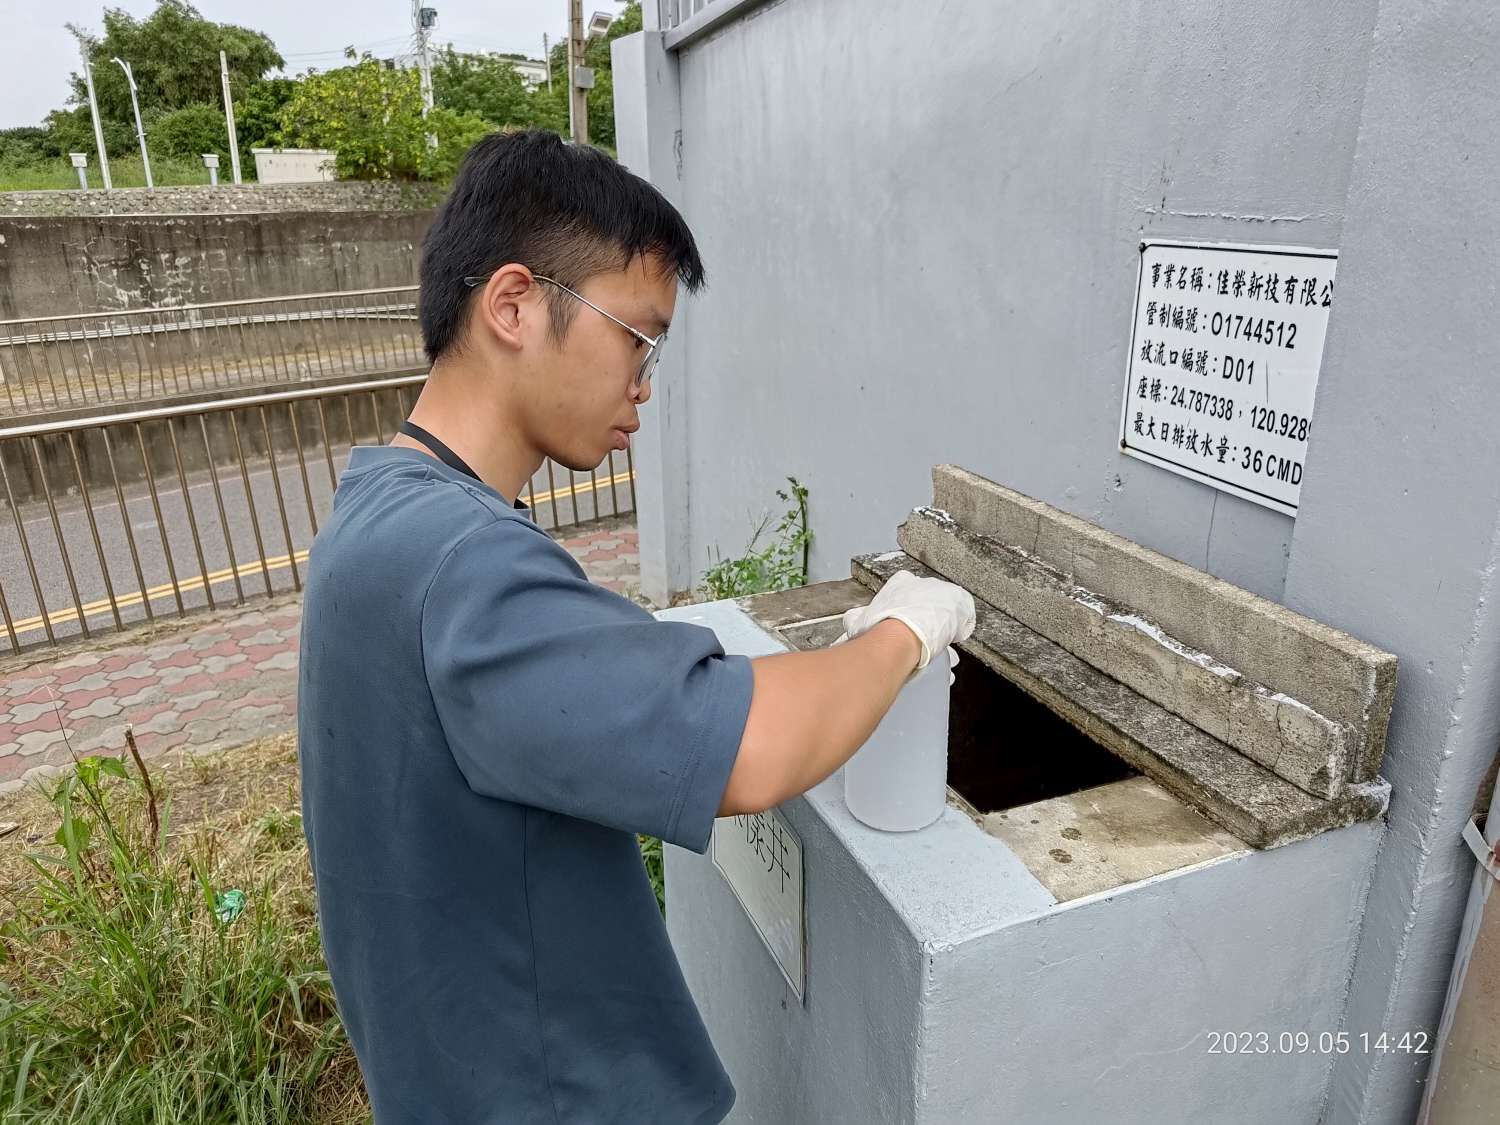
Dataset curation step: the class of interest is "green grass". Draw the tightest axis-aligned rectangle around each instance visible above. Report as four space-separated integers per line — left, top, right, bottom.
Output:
639 834 665 912
0 736 367 1124
0 730 673 1121
700 477 812 601
0 155 226 192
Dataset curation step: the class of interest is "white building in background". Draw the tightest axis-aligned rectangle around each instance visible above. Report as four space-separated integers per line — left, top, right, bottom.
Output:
507 57 548 87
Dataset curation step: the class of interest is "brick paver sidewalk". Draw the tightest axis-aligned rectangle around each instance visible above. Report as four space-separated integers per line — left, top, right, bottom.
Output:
0 517 642 796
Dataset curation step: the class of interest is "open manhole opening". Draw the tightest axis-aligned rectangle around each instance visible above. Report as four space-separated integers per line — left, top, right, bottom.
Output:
947 654 1138 814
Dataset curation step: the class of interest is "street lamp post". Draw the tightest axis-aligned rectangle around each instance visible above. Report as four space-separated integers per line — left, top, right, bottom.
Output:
81 56 112 190
220 50 242 184
111 56 153 189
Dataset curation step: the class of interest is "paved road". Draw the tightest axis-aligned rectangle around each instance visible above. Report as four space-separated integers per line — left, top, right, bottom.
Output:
0 444 636 651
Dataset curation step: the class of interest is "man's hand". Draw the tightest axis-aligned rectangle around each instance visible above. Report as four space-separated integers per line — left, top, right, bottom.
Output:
720 572 978 817
838 570 976 675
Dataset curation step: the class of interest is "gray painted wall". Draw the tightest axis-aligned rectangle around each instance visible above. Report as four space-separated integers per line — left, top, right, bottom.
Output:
1279 4 1500 1121
641 0 1379 604
619 1 1500 1120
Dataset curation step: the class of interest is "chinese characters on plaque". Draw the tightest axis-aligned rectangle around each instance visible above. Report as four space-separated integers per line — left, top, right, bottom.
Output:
711 807 806 1000
1119 240 1338 516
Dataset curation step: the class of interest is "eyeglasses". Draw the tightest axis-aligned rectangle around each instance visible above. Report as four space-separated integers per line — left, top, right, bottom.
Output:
462 271 667 389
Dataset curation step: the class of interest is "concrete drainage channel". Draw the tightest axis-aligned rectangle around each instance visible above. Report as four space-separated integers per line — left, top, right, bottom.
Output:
659 463 1396 1123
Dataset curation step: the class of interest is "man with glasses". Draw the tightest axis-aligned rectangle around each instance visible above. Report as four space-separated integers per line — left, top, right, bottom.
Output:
298 129 974 1123
465 271 669 389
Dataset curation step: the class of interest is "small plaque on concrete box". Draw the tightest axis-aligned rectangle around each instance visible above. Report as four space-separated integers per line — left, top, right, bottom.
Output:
1119 239 1338 516
711 808 805 1000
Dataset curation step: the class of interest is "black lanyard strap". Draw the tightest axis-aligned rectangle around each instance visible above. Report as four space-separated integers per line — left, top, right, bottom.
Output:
399 420 481 483
397 420 529 512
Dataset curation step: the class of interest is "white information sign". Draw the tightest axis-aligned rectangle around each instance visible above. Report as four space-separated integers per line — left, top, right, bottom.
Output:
1118 240 1338 516
711 808 805 1000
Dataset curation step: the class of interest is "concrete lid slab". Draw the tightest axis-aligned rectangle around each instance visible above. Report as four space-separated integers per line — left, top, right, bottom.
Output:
898 506 1358 798
930 464 1397 782
852 550 1390 849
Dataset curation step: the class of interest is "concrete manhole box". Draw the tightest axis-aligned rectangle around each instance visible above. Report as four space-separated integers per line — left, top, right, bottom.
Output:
656 464 1395 1124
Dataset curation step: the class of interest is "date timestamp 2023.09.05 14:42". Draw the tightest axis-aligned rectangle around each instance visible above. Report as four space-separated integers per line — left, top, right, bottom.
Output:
1206 1031 1431 1056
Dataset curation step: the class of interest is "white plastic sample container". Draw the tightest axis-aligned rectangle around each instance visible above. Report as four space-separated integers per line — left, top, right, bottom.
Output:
843 654 951 831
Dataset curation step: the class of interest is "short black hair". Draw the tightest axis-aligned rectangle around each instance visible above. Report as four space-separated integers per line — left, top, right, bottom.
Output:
418 129 706 363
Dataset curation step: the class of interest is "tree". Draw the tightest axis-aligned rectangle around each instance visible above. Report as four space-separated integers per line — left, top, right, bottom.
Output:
150 103 228 160
431 48 536 128
280 59 426 180
426 107 498 179
39 107 134 160
67 2 282 140
233 77 296 172
279 56 492 181
0 128 51 166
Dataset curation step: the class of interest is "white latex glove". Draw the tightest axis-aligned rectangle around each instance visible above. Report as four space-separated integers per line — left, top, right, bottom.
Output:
832 570 976 683
832 636 962 684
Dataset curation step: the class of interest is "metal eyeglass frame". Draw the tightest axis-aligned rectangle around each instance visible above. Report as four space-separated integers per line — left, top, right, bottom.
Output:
462 270 667 388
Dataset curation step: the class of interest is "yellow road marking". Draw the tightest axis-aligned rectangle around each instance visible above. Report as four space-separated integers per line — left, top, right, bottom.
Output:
6 469 635 637
530 468 635 513
11 552 310 636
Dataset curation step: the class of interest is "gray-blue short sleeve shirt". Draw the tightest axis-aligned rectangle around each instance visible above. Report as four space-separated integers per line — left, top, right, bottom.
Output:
298 446 753 1123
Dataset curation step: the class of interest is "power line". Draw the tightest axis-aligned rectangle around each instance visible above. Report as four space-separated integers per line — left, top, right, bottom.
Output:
441 34 557 53
438 39 549 60
279 34 412 60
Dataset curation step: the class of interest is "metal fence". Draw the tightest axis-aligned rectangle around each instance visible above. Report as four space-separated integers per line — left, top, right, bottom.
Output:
0 287 424 417
0 374 636 652
658 0 731 31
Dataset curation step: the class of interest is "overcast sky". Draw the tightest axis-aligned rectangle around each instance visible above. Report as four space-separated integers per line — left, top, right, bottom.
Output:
3 0 629 128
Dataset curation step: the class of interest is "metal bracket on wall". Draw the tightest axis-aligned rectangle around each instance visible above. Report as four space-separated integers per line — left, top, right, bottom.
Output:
1462 816 1500 882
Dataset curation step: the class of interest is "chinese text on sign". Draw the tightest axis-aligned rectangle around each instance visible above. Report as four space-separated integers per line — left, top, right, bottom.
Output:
1119 240 1337 516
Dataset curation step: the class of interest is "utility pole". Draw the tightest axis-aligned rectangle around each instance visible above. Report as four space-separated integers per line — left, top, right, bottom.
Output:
543 33 552 93
412 1 435 116
80 53 112 190
411 0 437 151
567 0 588 144
112 57 152 188
220 50 242 184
